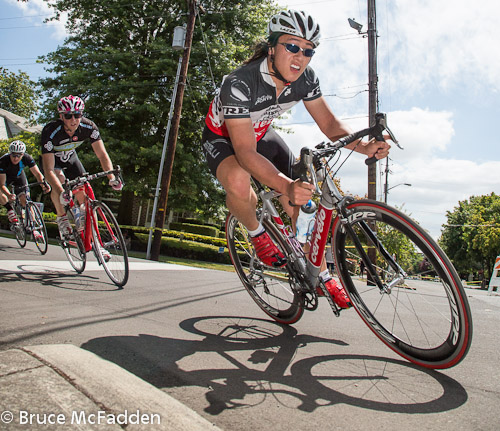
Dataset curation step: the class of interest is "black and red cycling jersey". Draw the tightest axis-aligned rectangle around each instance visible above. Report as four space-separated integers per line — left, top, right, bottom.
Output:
41 117 101 163
205 58 322 142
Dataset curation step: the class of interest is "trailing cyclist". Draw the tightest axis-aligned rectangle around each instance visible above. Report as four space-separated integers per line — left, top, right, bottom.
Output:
0 140 50 238
41 95 123 241
202 10 392 309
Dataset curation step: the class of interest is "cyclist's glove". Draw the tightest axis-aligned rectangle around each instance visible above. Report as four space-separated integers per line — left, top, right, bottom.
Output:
109 178 124 191
59 190 72 206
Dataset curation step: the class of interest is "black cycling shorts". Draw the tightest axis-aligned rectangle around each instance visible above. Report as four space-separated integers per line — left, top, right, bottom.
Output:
202 125 297 180
6 171 29 196
52 151 86 180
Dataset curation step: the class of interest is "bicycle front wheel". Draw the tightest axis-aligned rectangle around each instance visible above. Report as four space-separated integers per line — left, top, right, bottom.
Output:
226 213 304 325
14 204 26 248
61 208 86 273
332 199 472 369
29 202 48 255
91 201 129 287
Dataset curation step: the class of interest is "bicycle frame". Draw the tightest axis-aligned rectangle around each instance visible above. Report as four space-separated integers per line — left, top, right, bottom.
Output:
257 164 404 299
68 181 117 254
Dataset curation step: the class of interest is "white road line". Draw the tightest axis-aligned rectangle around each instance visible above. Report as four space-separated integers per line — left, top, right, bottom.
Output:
0 260 203 273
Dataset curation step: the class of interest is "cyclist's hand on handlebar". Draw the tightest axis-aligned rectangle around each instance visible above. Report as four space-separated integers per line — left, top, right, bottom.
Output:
41 181 51 194
109 178 124 191
8 192 16 202
287 179 314 206
362 134 391 160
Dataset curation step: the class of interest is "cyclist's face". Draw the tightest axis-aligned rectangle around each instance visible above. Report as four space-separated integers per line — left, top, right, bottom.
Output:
269 34 314 83
9 153 23 165
60 112 82 132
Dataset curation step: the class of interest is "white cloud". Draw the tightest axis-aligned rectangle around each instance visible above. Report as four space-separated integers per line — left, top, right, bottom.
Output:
382 0 500 95
277 106 499 239
6 0 68 41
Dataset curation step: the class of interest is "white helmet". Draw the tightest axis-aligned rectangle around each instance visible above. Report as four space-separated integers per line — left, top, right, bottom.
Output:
269 9 321 47
57 95 85 113
9 140 26 154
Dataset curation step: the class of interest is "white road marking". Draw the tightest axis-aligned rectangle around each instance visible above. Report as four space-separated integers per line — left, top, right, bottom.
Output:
0 260 203 273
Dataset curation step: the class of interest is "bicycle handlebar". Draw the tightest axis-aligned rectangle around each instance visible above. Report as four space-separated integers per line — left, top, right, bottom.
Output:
293 112 400 181
12 181 49 194
63 166 123 191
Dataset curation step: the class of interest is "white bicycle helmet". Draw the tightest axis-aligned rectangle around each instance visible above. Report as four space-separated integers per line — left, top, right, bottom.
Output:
9 140 26 154
57 95 85 113
268 9 321 47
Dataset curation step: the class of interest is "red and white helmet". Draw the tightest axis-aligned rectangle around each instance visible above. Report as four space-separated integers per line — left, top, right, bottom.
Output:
57 95 85 113
269 9 321 47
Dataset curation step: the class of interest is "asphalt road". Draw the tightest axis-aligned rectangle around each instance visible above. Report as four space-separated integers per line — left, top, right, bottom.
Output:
1 236 500 430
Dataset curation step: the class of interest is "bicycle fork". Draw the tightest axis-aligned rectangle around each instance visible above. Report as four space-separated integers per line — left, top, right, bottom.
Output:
337 207 407 294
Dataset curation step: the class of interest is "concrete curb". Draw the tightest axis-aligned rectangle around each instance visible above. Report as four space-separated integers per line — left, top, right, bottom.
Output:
1 345 222 430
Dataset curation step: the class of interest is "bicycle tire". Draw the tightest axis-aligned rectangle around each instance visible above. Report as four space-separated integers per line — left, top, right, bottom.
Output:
91 201 129 287
61 207 86 273
29 202 48 255
226 213 304 325
14 204 27 248
331 199 472 369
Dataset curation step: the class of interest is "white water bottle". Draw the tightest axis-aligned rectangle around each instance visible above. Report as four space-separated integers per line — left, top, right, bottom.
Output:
73 205 84 232
295 200 317 244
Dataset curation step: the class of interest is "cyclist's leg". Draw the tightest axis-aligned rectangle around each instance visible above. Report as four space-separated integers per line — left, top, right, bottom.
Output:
2 177 18 223
52 153 85 236
202 127 285 267
15 172 28 208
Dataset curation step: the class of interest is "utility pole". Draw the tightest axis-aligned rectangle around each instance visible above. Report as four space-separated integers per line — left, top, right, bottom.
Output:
150 0 196 261
367 0 378 201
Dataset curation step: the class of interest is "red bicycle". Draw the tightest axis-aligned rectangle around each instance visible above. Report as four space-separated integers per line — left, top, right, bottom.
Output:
60 167 129 287
226 113 472 369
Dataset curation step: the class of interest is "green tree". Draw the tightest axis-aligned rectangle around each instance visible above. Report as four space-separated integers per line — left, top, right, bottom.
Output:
440 193 500 281
0 132 41 160
0 68 39 121
38 0 278 224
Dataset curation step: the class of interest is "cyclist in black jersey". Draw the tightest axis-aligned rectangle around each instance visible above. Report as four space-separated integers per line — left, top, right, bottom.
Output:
202 10 392 309
41 95 123 238
0 140 50 225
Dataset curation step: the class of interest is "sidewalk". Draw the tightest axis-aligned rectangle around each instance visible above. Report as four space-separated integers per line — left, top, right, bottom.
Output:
0 344 222 430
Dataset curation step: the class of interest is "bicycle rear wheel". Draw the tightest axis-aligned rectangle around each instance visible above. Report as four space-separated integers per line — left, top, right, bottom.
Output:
331 199 472 369
61 208 86 273
14 204 26 248
29 202 48 255
226 213 304 324
91 201 129 287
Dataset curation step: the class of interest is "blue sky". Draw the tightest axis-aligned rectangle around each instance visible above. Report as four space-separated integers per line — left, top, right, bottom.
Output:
1 0 499 240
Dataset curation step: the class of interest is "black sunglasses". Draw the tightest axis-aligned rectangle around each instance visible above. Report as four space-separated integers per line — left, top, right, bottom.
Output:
63 113 82 120
11 153 23 158
278 42 315 58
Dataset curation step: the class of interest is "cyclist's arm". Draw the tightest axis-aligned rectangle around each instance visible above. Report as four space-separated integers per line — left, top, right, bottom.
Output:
0 173 11 197
29 165 45 184
91 139 116 181
304 96 390 159
225 118 313 204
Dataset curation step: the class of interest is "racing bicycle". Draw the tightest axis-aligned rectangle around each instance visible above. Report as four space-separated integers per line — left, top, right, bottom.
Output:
60 167 129 287
226 113 472 369
12 181 49 254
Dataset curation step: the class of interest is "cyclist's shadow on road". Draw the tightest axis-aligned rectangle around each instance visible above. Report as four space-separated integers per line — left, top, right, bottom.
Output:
81 316 467 415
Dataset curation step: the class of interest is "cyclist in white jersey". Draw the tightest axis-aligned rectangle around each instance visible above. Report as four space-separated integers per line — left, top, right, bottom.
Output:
202 10 391 308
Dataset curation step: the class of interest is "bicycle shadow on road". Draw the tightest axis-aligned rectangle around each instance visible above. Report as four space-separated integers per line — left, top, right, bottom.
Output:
81 315 467 415
0 271 118 292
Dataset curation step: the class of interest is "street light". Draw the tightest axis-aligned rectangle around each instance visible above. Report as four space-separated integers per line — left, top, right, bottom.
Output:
384 183 412 203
